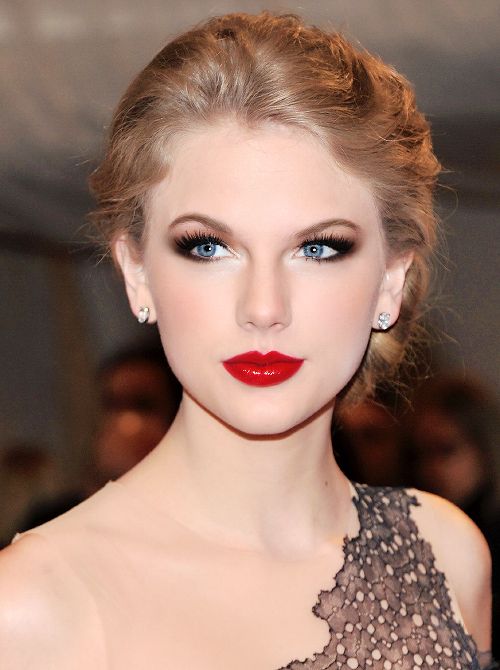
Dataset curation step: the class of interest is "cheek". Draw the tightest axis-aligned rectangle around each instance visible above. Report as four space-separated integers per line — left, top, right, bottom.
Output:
297 265 382 381
148 267 232 368
297 264 381 339
150 260 209 319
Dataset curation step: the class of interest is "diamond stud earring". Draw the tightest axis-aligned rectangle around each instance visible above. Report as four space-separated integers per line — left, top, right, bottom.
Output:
137 306 150 324
377 312 391 331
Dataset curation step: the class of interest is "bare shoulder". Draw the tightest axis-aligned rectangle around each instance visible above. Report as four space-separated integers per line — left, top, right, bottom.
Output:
0 533 105 669
410 488 492 651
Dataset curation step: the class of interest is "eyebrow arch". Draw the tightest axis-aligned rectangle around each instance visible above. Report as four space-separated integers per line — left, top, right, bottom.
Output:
168 213 360 239
293 218 360 240
168 213 231 235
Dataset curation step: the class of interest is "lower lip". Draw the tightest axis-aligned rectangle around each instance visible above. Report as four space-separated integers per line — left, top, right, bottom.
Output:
222 358 304 387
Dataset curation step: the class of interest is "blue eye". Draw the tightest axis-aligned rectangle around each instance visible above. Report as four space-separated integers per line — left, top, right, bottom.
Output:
302 243 335 259
175 232 231 261
194 242 220 258
298 236 355 262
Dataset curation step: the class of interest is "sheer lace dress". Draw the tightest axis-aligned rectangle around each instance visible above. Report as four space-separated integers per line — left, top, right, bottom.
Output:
279 484 490 670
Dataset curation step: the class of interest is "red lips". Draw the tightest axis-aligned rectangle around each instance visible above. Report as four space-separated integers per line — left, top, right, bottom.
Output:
222 351 304 387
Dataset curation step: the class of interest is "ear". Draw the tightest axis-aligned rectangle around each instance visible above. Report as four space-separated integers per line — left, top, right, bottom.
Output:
113 235 157 324
372 252 414 330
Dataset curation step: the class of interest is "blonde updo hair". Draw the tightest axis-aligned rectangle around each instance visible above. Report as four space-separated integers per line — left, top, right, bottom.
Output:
89 11 441 407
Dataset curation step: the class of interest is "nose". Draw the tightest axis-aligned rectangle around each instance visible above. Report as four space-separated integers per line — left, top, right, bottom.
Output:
236 261 291 331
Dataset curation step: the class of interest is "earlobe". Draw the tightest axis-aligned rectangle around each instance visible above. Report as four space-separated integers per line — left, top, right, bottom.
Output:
372 252 413 331
113 235 157 324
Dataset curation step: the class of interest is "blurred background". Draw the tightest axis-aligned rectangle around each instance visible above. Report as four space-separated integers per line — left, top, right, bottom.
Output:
0 1 498 521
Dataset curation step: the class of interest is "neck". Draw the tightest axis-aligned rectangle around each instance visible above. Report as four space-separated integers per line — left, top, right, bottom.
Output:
123 393 353 558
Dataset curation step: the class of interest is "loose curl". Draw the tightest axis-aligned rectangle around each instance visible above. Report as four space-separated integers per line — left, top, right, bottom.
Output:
89 11 441 407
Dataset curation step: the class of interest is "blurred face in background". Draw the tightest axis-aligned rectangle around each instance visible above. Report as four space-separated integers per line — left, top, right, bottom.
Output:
411 409 486 507
94 359 177 480
339 401 402 486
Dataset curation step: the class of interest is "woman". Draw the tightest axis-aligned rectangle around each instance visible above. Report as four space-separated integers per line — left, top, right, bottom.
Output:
0 12 494 669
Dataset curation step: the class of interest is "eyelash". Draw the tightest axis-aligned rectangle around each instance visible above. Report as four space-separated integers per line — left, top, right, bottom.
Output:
173 231 355 262
174 232 228 261
300 235 355 261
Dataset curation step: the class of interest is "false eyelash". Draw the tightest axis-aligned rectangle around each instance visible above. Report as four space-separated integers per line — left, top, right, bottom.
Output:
172 231 355 262
174 230 228 257
299 235 355 260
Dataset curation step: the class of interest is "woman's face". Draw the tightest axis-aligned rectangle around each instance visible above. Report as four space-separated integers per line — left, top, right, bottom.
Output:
118 122 408 435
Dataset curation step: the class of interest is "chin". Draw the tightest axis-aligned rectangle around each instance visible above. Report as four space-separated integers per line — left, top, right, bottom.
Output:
214 396 333 439
227 418 301 439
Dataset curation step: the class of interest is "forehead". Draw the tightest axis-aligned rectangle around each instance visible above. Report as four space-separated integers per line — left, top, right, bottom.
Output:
148 121 381 234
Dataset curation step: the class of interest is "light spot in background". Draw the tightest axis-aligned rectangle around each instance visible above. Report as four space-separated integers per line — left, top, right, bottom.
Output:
37 11 87 41
0 12 15 43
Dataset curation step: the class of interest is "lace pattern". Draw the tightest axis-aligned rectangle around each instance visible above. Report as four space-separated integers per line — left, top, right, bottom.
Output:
279 484 480 670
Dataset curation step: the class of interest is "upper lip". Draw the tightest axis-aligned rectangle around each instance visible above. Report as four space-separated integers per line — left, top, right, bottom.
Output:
223 350 303 365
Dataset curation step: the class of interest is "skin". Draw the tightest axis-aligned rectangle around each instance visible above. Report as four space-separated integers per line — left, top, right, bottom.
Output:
0 121 491 667
116 121 410 554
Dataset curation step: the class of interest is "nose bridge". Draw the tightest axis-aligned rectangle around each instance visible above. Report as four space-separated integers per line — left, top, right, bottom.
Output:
237 256 291 330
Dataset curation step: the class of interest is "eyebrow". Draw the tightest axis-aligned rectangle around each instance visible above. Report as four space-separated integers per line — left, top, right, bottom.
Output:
169 214 231 235
294 218 360 240
168 213 361 239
